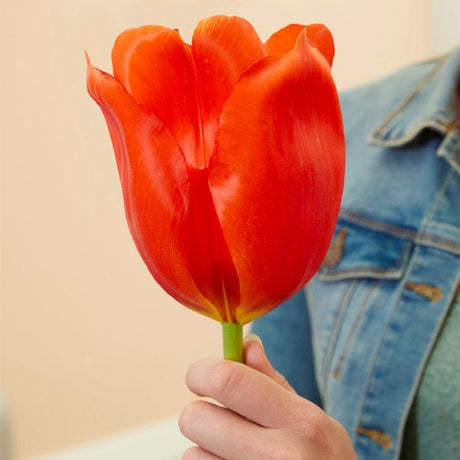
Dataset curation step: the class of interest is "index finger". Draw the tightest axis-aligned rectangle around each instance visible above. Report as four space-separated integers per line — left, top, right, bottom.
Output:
185 358 316 429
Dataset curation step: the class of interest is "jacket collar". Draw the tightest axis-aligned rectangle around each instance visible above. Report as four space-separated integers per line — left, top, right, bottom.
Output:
368 47 460 172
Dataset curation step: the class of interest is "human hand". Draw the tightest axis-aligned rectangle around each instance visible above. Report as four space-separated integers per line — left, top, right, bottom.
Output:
179 334 357 459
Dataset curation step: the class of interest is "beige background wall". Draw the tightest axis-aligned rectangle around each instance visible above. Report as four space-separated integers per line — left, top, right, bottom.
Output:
0 0 455 458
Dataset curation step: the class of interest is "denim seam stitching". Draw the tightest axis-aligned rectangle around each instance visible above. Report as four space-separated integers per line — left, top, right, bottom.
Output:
369 119 450 148
339 207 460 254
333 280 379 378
353 242 421 452
414 233 460 255
339 209 416 239
321 280 358 407
368 56 447 143
317 269 402 281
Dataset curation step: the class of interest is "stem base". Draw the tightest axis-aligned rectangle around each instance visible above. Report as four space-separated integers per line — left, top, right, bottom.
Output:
222 322 243 362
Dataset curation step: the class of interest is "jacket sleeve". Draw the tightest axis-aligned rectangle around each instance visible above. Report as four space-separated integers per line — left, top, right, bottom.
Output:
250 290 322 406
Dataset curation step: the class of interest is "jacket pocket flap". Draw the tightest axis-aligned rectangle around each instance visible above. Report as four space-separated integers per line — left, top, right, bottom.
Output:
317 218 412 281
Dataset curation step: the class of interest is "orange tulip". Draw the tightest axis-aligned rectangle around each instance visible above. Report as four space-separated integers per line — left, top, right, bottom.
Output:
87 16 344 360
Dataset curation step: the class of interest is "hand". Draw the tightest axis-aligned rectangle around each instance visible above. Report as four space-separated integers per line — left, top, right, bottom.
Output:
179 334 357 459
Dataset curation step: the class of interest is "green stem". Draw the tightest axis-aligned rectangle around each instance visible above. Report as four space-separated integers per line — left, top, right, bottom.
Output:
222 322 243 362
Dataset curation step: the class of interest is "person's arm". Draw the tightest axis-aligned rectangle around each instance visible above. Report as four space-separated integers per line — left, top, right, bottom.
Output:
179 337 356 459
251 290 321 405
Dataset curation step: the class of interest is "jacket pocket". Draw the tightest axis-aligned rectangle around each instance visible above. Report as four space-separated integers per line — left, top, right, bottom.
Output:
309 216 414 401
316 217 413 281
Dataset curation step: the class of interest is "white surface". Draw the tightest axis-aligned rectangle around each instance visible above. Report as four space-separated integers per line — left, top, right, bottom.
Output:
26 418 194 460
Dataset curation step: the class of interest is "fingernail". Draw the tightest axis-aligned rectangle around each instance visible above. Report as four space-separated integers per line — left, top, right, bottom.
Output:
244 333 264 348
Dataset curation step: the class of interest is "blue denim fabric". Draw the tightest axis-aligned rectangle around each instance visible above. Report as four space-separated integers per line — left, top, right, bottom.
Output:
252 47 460 460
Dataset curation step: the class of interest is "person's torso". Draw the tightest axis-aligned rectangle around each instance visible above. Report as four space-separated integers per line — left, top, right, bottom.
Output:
307 49 460 460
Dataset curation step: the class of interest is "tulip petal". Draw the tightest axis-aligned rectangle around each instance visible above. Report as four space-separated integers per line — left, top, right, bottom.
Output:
210 31 344 324
191 15 267 145
112 26 211 168
186 167 241 323
265 23 334 66
111 17 266 170
86 57 223 321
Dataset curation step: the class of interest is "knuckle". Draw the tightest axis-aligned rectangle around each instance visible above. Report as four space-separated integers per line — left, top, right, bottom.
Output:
209 360 245 397
295 406 329 442
305 420 327 443
178 400 205 437
291 410 354 457
275 371 290 388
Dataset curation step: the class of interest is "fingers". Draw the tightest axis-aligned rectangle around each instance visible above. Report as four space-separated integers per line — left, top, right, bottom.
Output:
243 334 296 393
185 358 312 428
179 400 269 459
182 445 222 459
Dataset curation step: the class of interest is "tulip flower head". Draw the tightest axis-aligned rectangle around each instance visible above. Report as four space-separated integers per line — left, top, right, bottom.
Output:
87 16 345 361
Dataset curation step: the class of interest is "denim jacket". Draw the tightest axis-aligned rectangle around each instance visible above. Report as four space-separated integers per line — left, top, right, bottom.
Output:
252 47 460 460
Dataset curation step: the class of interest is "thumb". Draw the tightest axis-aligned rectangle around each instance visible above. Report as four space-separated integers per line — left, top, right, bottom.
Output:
243 333 296 393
